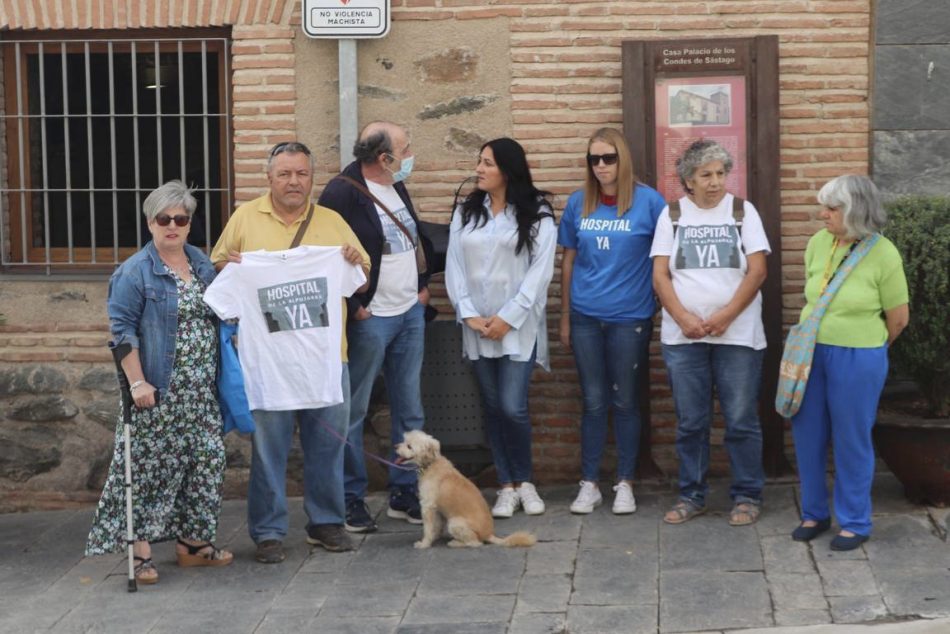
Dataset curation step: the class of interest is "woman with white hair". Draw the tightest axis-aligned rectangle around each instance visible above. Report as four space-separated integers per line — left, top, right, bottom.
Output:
650 139 771 527
789 174 909 551
86 180 232 583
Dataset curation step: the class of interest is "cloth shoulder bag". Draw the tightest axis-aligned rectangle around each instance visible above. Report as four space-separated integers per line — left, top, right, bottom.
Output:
775 233 881 418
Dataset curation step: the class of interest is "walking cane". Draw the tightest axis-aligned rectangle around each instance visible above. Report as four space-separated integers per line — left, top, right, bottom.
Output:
110 343 137 593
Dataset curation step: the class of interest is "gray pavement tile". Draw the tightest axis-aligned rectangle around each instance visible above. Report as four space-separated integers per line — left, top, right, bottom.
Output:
773 608 833 626
816 559 880 597
309 616 400 633
659 571 771 632
767 572 828 611
267 573 335 611
827 594 889 623
298 549 357 573
755 485 803 537
811 535 868 561
401 594 515 625
578 505 660 551
761 534 817 574
865 515 950 569
871 472 929 516
525 540 577 576
508 612 569 634
416 556 523 597
253 610 316 633
928 506 950 540
395 623 506 634
319 581 418 617
570 571 658 607
568 604 657 634
877 569 950 618
660 516 762 572
497 504 583 543
575 547 657 577
0 508 81 547
515 573 573 613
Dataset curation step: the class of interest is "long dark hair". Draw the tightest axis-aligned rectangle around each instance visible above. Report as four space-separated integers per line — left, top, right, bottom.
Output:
460 137 553 256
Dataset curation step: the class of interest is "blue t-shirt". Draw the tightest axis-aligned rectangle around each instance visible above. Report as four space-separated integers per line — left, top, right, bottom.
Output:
557 184 666 321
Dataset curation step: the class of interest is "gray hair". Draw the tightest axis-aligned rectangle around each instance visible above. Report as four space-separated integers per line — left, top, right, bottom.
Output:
675 139 734 193
353 127 394 165
142 180 197 221
817 175 886 239
266 141 315 174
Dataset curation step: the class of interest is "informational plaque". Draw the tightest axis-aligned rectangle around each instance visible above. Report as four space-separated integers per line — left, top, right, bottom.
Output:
302 0 391 38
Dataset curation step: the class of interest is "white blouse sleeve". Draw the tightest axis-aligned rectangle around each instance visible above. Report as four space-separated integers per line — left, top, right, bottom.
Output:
444 207 480 321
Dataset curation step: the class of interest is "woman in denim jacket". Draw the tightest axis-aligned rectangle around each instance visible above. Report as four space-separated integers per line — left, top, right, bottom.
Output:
85 181 232 584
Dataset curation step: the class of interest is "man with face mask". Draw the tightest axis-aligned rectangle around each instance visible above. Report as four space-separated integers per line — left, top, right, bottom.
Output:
318 121 431 533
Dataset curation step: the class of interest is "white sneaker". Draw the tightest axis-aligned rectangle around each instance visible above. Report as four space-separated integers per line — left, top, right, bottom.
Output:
492 488 521 518
517 482 546 515
612 481 637 514
570 480 603 514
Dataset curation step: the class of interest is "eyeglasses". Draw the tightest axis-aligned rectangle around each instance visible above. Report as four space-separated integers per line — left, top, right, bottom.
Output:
154 214 192 227
270 141 312 157
587 153 619 166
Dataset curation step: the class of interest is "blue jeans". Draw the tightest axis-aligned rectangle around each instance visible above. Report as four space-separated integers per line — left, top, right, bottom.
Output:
662 343 765 507
792 344 887 536
570 311 652 481
345 302 425 502
471 348 537 485
247 365 350 543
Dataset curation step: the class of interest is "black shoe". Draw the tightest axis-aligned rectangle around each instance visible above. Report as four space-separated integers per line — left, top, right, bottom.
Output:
387 487 423 524
306 524 354 552
255 539 285 564
830 532 869 551
791 518 832 542
345 499 378 533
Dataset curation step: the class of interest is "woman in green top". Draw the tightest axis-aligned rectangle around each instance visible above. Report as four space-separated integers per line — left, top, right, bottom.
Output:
790 175 909 551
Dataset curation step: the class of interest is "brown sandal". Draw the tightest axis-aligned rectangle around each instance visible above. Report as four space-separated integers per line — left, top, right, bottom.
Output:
729 502 761 526
133 556 159 584
176 539 234 567
663 500 706 525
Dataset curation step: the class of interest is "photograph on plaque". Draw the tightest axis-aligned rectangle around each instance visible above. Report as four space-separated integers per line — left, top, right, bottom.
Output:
654 75 747 201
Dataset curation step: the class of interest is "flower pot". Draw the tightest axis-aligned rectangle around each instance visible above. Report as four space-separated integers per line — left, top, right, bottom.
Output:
874 412 950 507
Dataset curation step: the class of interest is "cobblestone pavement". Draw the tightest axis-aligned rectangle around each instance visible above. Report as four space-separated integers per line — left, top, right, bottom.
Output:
1 474 948 633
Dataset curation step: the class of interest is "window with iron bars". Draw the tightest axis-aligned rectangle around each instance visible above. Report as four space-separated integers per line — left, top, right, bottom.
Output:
1 30 232 273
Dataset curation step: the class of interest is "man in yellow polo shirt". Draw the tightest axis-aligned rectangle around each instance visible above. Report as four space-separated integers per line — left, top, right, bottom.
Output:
211 141 370 564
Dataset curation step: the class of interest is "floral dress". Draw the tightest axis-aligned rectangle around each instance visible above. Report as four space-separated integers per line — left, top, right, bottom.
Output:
86 266 226 555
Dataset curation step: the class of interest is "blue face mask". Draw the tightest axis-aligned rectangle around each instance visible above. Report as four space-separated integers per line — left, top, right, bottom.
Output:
387 154 414 183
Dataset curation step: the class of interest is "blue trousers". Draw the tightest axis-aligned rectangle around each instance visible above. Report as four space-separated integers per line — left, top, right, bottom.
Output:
662 343 765 507
792 343 888 536
570 311 652 481
247 366 350 543
471 348 537 485
344 302 425 502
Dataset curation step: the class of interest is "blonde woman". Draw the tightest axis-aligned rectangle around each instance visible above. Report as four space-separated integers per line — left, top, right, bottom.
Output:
558 128 666 514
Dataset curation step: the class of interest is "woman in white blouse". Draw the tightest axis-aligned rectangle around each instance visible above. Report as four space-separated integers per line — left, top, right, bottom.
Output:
445 137 557 519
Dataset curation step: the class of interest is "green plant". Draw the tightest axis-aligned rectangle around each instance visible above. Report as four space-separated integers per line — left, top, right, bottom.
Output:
885 196 950 417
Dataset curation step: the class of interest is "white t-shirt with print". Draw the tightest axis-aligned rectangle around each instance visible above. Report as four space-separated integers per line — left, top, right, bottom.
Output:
649 194 771 350
365 180 418 316
203 246 366 411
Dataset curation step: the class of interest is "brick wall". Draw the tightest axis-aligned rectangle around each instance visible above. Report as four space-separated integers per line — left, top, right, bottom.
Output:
0 1 872 502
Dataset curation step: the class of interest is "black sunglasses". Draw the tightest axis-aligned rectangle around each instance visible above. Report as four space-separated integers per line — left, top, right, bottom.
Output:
154 214 191 227
587 153 619 166
270 141 312 157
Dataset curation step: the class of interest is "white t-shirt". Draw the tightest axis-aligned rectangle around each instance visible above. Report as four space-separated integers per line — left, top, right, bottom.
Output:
649 194 771 349
365 180 418 316
203 246 366 411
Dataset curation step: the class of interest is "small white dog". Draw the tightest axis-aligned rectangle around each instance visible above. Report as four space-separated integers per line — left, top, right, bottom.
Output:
395 430 536 549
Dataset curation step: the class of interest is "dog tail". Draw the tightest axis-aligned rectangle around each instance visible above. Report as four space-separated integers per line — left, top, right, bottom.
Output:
488 531 536 548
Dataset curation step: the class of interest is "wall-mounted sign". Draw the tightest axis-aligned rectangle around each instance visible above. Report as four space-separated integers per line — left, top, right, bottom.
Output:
302 0 391 38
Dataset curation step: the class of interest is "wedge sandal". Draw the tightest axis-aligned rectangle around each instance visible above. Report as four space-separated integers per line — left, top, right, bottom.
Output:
663 500 706 525
133 556 159 584
176 539 234 567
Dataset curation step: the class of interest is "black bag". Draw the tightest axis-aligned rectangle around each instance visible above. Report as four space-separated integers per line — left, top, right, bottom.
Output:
415 176 477 277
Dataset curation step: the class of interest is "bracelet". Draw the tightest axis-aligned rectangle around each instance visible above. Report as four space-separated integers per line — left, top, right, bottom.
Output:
129 380 145 392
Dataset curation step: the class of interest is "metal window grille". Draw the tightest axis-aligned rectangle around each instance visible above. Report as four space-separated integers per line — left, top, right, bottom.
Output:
0 36 232 274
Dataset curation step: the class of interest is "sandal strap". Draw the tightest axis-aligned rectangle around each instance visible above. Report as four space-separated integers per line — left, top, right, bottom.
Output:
133 556 155 572
177 538 224 559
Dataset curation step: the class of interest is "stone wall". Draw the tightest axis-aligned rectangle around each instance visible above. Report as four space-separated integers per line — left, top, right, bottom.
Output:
0 0 874 508
872 0 950 196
